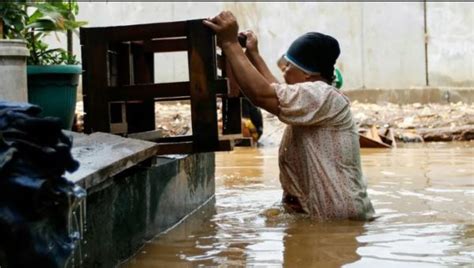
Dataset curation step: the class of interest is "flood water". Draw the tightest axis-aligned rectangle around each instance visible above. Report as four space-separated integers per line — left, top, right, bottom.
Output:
124 142 473 267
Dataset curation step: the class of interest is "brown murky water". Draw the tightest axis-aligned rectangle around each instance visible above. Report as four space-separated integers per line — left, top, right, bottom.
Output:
124 142 474 267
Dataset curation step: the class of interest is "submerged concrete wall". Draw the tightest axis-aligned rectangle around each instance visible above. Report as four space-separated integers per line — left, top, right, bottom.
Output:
45 2 473 91
66 133 215 267
79 154 215 267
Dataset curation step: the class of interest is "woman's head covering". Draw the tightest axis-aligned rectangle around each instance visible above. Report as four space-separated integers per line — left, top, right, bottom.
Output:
284 32 340 81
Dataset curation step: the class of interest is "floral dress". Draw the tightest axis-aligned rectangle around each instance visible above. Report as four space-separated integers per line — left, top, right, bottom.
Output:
273 81 375 220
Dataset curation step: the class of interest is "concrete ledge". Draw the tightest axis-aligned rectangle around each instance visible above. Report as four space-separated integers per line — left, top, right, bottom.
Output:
65 132 215 267
66 132 162 189
344 87 474 104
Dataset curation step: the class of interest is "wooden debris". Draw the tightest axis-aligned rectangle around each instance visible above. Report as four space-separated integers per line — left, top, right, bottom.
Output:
359 125 395 148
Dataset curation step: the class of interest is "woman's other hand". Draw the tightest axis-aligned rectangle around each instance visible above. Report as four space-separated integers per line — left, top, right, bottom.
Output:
242 30 259 55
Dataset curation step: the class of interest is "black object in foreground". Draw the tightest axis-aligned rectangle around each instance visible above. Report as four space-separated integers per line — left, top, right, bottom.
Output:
0 101 85 268
238 34 247 48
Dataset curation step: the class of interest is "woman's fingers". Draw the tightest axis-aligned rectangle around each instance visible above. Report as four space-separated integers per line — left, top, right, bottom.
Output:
203 11 239 47
203 11 229 32
243 30 257 41
203 19 220 32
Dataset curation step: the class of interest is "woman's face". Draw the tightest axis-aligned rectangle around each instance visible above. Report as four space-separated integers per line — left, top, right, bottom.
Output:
282 62 308 85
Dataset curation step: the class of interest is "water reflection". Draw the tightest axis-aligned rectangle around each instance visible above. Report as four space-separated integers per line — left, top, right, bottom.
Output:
281 219 365 267
124 142 474 267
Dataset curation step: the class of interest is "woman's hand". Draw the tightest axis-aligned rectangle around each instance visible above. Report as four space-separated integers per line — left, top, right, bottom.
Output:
203 11 239 49
241 30 259 55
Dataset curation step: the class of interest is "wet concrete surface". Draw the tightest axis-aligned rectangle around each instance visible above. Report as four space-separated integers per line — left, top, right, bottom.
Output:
123 142 473 267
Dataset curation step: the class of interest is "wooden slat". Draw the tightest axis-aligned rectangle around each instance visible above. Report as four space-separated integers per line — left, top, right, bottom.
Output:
222 97 242 135
107 43 130 133
216 54 224 70
187 20 219 152
81 30 110 133
127 41 155 133
155 140 234 155
142 38 188 53
108 46 119 87
127 129 164 141
152 136 193 143
117 42 132 85
108 82 189 101
79 21 187 43
359 134 391 148
220 53 242 135
234 137 255 147
107 80 229 101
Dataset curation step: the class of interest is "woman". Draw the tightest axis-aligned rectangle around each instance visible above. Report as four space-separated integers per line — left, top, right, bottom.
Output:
204 11 374 220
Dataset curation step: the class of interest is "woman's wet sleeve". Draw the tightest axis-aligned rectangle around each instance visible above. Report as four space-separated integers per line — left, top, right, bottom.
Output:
272 82 350 127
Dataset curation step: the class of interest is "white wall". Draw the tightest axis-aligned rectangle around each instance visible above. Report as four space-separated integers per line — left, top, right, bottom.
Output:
427 2 473 87
47 2 473 90
361 2 426 89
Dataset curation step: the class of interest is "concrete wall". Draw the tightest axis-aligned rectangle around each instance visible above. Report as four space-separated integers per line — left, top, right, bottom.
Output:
71 153 215 267
46 2 473 90
427 2 474 87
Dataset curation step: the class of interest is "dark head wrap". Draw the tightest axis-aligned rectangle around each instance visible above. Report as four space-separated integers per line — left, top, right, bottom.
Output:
285 32 340 82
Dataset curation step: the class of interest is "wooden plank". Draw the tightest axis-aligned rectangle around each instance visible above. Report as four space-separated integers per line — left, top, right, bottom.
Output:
107 45 124 133
416 125 474 142
219 133 244 140
220 53 242 135
366 125 383 143
359 134 391 148
81 31 110 133
153 136 193 143
222 97 242 135
216 54 224 70
142 38 188 53
107 80 228 101
109 101 127 134
117 42 132 85
107 43 130 133
234 137 255 147
108 82 189 101
108 45 119 87
112 42 133 133
155 142 194 155
127 129 165 141
155 140 234 155
128 41 155 133
79 21 187 43
187 19 219 152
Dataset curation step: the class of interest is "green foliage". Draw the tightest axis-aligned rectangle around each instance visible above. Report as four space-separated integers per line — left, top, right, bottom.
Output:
0 1 28 39
0 1 87 65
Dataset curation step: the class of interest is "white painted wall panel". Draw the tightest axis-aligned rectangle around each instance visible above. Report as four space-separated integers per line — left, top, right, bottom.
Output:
427 2 474 87
361 2 426 89
43 2 472 90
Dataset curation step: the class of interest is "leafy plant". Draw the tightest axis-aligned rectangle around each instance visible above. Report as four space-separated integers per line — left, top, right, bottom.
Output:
0 1 27 39
0 1 87 65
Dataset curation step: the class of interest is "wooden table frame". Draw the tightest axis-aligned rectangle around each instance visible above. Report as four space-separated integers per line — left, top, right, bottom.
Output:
80 19 242 153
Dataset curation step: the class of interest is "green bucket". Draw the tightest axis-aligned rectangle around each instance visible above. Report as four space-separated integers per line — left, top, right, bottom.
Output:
333 68 344 89
27 65 82 130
